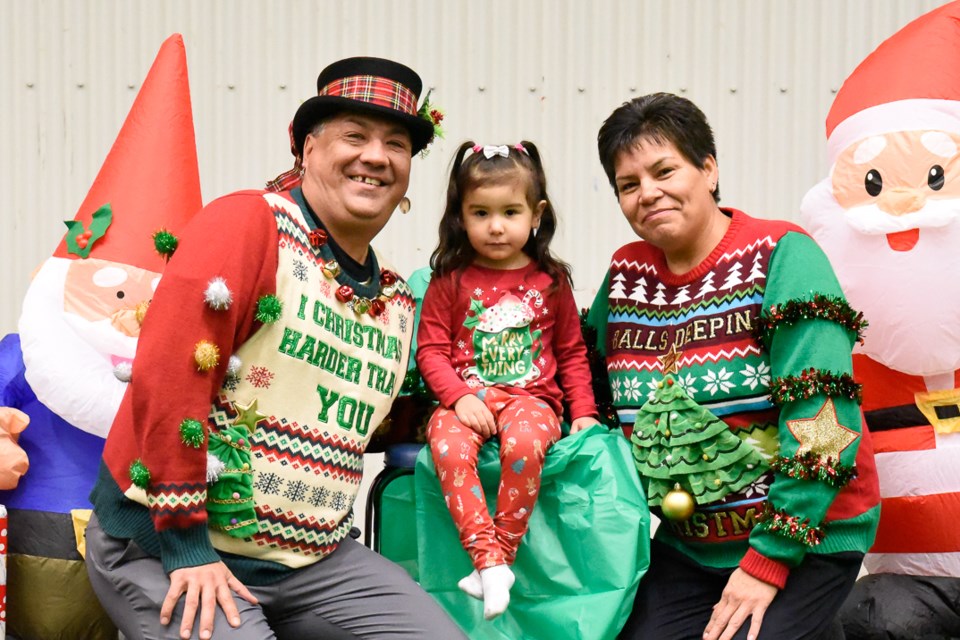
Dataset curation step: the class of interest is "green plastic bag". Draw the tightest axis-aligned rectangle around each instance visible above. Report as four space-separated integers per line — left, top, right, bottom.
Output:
415 426 650 640
379 472 420 581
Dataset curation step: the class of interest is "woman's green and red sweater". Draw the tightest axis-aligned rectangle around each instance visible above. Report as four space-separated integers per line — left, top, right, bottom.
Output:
588 209 880 588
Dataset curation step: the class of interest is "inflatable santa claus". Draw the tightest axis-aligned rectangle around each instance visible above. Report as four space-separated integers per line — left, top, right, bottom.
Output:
801 3 960 636
0 34 201 639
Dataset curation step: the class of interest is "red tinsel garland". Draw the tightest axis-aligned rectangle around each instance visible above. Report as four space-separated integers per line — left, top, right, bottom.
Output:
770 451 857 488
757 501 825 547
769 368 862 405
754 294 867 349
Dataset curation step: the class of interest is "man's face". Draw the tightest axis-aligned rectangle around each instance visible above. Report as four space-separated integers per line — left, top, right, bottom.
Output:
300 112 412 238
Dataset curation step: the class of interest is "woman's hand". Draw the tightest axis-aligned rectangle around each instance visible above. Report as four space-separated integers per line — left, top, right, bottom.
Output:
454 394 497 438
160 561 258 640
703 568 777 640
569 416 600 434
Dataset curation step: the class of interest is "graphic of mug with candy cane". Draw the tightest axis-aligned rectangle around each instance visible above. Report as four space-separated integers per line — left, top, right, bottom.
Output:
462 290 543 387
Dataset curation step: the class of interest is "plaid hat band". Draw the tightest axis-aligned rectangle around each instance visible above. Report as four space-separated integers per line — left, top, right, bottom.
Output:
292 57 435 155
319 75 418 117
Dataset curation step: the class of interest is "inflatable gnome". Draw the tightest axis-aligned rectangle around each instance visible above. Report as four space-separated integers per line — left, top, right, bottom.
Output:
0 34 201 639
801 3 960 636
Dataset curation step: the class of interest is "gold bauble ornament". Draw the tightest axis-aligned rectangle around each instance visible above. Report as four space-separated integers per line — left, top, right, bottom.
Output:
193 340 221 372
661 483 695 522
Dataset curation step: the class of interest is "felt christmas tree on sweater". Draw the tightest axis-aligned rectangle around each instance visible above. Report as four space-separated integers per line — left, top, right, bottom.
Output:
631 364 767 521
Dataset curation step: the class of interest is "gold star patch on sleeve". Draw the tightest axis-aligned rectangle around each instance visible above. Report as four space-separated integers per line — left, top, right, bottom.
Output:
786 398 858 462
233 398 266 433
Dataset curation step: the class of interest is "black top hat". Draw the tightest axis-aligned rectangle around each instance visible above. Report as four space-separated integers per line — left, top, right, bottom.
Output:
292 56 435 156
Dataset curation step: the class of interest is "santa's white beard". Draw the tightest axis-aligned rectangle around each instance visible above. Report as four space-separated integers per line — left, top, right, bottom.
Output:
802 179 960 376
19 258 131 438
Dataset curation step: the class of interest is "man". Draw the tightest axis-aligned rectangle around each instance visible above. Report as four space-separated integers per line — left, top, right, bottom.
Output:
801 4 960 637
85 56 467 640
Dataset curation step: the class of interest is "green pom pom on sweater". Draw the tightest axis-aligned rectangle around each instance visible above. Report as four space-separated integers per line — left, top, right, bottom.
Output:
179 418 205 448
256 294 283 324
152 229 179 259
129 459 151 489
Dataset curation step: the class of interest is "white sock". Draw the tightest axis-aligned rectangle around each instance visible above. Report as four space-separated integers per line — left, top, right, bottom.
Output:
457 569 484 600
480 564 515 620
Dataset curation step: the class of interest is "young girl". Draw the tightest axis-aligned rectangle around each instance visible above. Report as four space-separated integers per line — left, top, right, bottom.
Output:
417 141 600 620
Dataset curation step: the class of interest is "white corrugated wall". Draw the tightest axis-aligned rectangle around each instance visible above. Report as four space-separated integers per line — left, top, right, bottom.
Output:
0 0 946 336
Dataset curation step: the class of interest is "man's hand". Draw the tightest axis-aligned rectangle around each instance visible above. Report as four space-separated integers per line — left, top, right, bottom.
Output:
160 561 258 640
569 416 600 434
703 568 778 640
454 394 497 438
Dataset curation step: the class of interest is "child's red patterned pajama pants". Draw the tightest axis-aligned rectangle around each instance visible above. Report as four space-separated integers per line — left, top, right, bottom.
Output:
427 387 561 571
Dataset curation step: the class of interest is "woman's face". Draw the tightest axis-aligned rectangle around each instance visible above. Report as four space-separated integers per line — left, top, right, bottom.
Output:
613 136 718 255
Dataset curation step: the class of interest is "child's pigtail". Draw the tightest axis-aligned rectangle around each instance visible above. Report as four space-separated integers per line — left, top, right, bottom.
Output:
430 141 478 278
519 140 572 290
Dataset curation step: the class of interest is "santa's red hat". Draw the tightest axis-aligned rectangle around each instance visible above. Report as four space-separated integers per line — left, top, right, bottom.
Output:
826 1 960 164
53 33 202 272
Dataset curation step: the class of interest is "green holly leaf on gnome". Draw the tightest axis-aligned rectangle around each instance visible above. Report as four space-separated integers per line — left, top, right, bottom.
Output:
64 203 113 258
631 375 768 512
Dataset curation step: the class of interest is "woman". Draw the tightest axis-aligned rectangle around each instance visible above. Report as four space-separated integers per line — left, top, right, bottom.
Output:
589 93 880 640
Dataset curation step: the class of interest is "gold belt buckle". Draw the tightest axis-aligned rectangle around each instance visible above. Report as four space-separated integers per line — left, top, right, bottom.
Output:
915 388 960 434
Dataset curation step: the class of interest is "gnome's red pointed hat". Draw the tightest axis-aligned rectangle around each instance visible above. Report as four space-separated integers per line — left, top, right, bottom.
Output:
826 1 960 164
53 33 202 272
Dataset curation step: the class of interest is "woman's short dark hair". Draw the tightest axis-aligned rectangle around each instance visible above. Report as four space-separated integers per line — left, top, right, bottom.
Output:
597 92 720 202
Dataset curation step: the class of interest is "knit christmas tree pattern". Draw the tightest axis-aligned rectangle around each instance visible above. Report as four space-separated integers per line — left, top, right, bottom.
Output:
631 375 768 506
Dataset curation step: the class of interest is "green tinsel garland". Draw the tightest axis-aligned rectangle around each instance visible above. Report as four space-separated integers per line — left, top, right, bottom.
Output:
256 294 283 324
770 451 857 488
152 228 179 259
179 418 206 448
757 501 824 547
768 368 862 405
129 459 151 489
754 294 867 350
579 308 620 429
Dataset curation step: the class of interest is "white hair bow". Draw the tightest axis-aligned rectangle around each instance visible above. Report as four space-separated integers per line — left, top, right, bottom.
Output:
481 145 510 159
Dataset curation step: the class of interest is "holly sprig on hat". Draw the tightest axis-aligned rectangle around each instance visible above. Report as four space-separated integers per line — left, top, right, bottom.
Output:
64 203 113 258
417 89 445 146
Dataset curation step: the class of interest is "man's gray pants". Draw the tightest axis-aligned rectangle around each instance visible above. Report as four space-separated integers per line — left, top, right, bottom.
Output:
85 514 467 639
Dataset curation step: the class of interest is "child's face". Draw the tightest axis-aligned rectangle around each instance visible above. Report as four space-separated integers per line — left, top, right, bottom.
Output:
461 176 546 270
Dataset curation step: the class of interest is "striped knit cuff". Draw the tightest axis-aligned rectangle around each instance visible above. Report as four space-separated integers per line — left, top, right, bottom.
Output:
739 547 790 589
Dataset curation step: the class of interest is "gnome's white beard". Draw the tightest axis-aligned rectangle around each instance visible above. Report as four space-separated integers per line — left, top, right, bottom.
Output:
802 179 960 377
19 258 132 438
62 314 138 361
